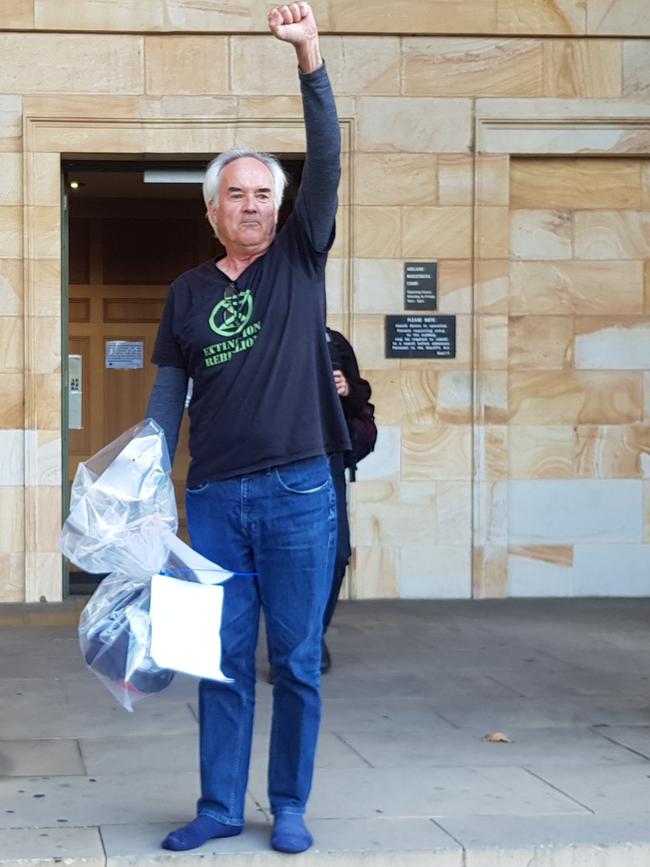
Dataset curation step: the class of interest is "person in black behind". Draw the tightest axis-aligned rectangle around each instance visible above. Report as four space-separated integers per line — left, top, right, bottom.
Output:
323 326 371 671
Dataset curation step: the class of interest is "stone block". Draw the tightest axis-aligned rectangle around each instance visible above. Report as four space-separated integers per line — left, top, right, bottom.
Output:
25 486 61 551
399 546 471 599
587 0 650 35
403 207 472 259
351 546 400 599
0 96 21 154
357 97 472 154
474 424 509 480
574 210 650 259
437 371 472 424
510 158 642 209
510 209 572 260
0 431 23 485
0 553 24 602
354 153 437 206
623 41 650 97
31 316 61 375
403 38 544 97
354 424 401 481
350 480 437 546
438 156 473 206
329 0 497 34
509 371 643 425
352 314 393 370
476 206 509 259
30 372 62 430
0 0 33 27
508 479 643 543
0 317 22 373
543 39 622 97
497 0 586 34
0 373 23 429
473 544 508 598
0 486 24 553
476 371 509 424
333 36 401 95
354 206 401 258
145 36 229 96
476 155 510 206
354 258 403 314
509 425 575 479
575 425 650 479
35 0 333 32
402 425 472 481
0 207 22 259
0 33 143 94
574 544 650 594
25 430 61 487
27 205 60 260
509 260 644 315
370 369 437 426
30 259 60 318
575 318 650 370
437 480 473 538
26 550 63 601
508 547 574 597
25 152 60 208
0 260 22 317
474 480 508 544
509 315 573 369
0 154 21 206
475 260 509 314
477 315 508 370
645 480 650 541
438 260 472 314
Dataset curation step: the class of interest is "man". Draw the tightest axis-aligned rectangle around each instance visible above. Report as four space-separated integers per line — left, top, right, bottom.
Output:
146 2 349 854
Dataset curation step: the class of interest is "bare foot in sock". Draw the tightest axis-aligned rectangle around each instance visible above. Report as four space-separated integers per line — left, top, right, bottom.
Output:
161 815 242 851
271 814 313 853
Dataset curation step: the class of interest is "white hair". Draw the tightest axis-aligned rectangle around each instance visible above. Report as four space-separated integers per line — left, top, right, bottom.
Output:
202 147 289 235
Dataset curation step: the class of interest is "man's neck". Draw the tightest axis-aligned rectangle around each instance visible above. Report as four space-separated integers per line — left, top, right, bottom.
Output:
216 247 268 281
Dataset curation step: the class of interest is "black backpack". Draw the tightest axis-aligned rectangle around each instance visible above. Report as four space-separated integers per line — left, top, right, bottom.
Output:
346 400 377 469
326 328 377 474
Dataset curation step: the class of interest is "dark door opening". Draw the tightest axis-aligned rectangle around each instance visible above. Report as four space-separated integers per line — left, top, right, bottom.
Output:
63 157 304 594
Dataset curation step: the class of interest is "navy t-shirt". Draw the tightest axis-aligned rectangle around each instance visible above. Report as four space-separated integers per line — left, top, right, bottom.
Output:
151 65 350 486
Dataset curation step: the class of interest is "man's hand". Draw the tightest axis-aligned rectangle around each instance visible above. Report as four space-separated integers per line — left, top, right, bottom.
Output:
268 2 322 72
268 2 318 44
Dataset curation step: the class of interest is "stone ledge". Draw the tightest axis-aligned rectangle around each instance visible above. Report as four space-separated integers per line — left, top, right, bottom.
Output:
0 596 86 627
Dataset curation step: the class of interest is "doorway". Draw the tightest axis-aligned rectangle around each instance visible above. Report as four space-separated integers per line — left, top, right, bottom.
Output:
63 157 303 593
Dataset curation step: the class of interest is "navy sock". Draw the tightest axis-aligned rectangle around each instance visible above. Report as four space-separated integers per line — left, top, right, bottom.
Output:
161 815 242 851
271 814 313 854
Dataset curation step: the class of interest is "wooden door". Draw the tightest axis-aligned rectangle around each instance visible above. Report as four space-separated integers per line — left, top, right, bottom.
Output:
68 196 217 546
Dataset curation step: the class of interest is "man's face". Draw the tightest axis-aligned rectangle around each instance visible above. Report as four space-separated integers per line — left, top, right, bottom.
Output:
209 157 278 254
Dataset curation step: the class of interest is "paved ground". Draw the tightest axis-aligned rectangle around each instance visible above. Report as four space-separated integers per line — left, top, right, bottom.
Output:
1 598 650 866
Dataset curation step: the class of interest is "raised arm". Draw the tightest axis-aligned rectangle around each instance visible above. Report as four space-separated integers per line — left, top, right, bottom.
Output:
268 2 340 252
267 1 322 73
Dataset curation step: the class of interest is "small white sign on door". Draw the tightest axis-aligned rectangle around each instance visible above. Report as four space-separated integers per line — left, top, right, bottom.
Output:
105 340 144 369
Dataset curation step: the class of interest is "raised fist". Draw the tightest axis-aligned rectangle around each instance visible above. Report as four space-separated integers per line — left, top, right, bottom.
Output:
268 2 318 44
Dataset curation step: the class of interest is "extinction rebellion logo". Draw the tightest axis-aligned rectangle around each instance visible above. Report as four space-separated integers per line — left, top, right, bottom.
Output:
203 289 261 368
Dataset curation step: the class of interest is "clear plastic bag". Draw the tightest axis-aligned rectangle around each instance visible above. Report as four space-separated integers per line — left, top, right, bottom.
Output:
61 419 178 579
79 572 174 711
61 419 232 711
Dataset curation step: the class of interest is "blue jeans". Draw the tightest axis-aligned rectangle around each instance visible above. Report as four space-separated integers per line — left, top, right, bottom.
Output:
185 455 337 825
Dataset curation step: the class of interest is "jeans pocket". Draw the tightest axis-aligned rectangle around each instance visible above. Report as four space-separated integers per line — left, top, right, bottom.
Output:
274 457 330 495
187 482 210 494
